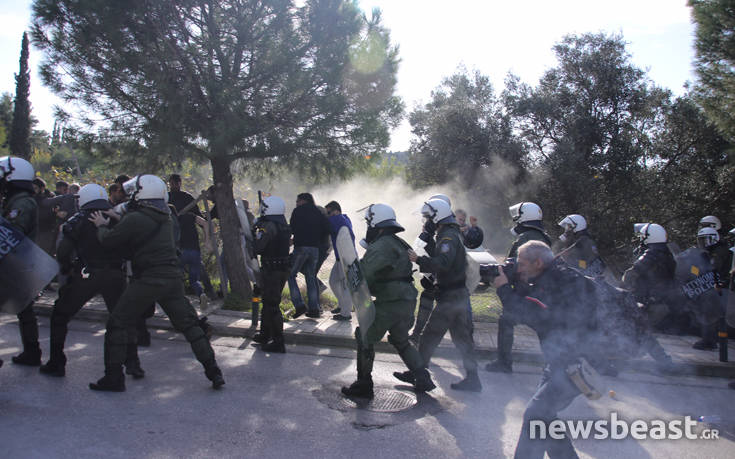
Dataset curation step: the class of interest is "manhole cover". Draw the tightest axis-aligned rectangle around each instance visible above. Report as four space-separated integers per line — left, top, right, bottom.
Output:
339 388 418 413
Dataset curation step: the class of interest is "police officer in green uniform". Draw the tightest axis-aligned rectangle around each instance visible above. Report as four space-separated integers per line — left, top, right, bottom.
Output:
341 203 435 399
251 195 291 353
88 174 224 391
39 184 144 378
397 198 482 392
486 202 551 374
0 156 42 367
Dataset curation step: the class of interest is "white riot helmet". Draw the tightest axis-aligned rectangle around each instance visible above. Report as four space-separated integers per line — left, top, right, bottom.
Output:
697 226 720 249
76 183 110 210
509 202 542 223
634 223 667 244
260 196 286 216
428 193 451 207
364 203 404 231
699 215 722 231
558 214 587 233
0 156 35 182
421 198 455 224
122 175 168 201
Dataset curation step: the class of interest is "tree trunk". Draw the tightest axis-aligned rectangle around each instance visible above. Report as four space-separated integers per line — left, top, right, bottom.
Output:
210 155 252 304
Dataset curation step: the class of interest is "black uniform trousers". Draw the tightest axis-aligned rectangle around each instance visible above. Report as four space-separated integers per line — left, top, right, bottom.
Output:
418 288 478 373
49 268 139 367
16 302 39 354
260 268 289 341
104 275 214 376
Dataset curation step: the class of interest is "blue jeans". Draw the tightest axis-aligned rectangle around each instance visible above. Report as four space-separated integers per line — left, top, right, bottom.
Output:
514 365 581 459
288 246 320 313
180 249 203 297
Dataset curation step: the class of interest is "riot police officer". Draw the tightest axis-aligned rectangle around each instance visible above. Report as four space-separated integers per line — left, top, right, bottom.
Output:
623 223 676 319
0 156 41 367
486 202 551 374
556 214 607 278
40 184 144 378
621 223 675 367
410 193 451 344
693 226 732 350
341 204 435 399
251 195 291 353
398 198 482 392
88 174 224 391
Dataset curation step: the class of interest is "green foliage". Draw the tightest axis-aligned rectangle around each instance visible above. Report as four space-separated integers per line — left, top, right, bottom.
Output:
32 0 404 301
406 68 527 187
10 32 31 159
689 0 735 142
507 33 670 268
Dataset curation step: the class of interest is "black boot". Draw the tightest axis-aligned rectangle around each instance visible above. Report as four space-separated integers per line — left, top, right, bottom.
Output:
12 347 42 366
413 368 436 393
261 337 286 353
484 359 512 373
39 358 66 377
393 370 415 384
125 362 146 379
450 370 482 392
252 332 269 344
341 379 374 399
204 361 225 389
89 369 126 392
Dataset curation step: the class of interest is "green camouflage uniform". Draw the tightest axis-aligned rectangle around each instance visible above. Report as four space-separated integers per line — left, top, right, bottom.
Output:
97 204 221 384
3 190 41 362
355 232 424 383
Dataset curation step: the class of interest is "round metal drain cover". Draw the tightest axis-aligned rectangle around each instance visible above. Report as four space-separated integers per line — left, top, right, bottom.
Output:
339 388 417 413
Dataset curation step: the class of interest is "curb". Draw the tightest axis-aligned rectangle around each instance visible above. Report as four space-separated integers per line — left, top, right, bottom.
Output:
30 300 735 379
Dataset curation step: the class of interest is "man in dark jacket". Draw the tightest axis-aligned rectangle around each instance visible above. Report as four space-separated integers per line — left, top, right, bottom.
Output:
288 193 330 318
494 240 597 459
167 174 208 309
88 174 224 391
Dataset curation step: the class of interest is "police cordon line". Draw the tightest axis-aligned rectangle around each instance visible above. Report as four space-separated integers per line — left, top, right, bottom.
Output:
2 156 734 457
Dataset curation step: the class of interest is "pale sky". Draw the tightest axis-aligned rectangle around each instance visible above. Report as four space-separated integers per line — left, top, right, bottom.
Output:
0 0 696 151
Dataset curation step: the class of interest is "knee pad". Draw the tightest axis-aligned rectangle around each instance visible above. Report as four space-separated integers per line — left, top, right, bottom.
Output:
387 333 408 350
183 323 207 345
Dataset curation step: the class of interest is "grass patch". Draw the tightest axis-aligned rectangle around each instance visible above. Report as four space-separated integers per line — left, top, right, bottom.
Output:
222 292 250 311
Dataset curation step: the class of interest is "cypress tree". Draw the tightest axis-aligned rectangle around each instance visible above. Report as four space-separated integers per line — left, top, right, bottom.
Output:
9 32 31 159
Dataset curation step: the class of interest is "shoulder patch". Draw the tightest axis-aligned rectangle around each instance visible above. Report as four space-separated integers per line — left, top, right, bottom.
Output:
8 209 20 220
440 242 450 253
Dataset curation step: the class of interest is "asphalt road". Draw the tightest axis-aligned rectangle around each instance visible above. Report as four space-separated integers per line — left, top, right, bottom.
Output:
1 314 734 458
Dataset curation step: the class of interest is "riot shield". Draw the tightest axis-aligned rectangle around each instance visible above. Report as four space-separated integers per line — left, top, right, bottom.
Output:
675 247 725 325
0 216 58 314
336 226 374 345
727 247 735 328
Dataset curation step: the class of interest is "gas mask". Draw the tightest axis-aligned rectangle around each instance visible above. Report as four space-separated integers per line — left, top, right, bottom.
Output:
365 227 381 244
